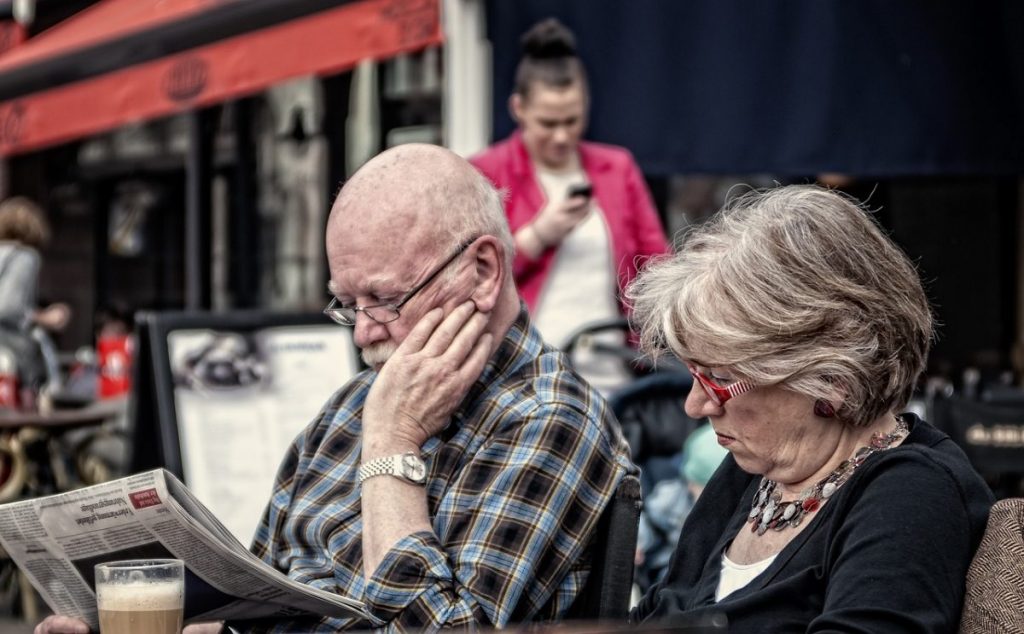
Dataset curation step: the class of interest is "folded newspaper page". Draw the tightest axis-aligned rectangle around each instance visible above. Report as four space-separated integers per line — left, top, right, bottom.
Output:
0 469 369 631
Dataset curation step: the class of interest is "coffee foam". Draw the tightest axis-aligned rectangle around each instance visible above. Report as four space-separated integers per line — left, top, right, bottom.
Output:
97 580 182 611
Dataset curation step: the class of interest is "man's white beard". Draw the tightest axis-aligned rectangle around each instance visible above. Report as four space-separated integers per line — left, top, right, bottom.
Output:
361 342 398 368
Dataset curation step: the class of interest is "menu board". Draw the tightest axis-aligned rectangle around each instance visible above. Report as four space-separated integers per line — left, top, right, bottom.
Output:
129 312 360 544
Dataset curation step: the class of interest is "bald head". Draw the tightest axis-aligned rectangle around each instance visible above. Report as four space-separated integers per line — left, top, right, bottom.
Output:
327 144 512 261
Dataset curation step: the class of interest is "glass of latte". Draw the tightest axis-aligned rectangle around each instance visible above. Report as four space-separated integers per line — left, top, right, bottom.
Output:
95 559 184 634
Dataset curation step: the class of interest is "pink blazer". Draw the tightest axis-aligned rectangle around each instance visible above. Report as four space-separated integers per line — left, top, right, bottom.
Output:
470 133 669 316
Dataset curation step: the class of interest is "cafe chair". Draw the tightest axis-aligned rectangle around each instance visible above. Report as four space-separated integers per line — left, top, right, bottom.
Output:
958 497 1024 633
0 432 28 503
566 474 643 621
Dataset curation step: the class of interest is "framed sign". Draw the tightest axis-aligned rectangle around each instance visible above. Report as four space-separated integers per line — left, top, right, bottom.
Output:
129 310 361 543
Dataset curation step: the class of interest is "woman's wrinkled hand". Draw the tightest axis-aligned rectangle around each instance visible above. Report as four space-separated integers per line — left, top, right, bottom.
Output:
34 615 90 634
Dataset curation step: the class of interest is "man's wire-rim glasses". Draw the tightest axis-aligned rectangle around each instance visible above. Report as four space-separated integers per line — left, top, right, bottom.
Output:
687 364 756 405
323 238 477 326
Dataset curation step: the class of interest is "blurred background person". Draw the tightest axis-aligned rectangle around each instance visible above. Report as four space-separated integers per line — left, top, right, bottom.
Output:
635 422 728 593
628 185 993 631
471 17 669 395
0 196 70 401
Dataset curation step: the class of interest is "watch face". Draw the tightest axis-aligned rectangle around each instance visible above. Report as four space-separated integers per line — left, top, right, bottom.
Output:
401 454 427 482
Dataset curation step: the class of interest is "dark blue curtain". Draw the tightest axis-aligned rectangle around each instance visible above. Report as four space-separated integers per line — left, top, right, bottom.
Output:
486 0 1024 177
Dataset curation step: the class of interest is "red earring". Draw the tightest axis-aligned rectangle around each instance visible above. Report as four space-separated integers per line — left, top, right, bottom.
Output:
814 399 836 418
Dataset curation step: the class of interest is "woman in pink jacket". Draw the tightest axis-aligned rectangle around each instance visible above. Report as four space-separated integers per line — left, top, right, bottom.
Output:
471 18 669 393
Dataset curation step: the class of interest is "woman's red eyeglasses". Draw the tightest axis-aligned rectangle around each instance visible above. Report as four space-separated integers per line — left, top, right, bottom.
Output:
687 365 756 405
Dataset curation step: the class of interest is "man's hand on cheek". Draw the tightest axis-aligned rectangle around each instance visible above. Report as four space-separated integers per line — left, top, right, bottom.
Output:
362 301 493 455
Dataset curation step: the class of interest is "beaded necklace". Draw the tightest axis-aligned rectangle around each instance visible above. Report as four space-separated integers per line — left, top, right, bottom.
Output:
748 416 909 536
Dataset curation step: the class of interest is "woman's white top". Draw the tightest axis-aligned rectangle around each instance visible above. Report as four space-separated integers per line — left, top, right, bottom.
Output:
716 552 777 601
531 163 629 395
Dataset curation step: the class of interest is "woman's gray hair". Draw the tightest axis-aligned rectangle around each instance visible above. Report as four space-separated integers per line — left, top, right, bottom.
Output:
626 184 933 427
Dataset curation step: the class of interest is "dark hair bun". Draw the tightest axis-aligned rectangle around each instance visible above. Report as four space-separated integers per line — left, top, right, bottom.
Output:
521 18 577 60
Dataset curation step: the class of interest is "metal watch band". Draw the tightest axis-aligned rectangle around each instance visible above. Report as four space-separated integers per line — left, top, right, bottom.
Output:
358 455 397 483
358 452 426 484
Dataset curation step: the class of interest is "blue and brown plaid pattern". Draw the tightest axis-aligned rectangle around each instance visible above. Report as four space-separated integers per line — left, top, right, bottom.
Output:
243 309 635 632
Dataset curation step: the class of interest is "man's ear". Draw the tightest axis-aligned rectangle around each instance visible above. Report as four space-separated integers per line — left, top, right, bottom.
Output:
469 237 504 312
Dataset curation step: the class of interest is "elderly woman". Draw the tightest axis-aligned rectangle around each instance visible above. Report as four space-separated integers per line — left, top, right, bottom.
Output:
628 185 993 632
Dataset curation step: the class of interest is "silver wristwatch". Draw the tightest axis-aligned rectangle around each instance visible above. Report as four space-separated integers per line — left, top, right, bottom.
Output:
358 452 427 485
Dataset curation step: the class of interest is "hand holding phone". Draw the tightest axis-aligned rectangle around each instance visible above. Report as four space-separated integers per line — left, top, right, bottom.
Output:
525 181 594 252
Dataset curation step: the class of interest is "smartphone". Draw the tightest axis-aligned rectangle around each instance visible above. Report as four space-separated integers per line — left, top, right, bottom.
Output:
567 182 593 200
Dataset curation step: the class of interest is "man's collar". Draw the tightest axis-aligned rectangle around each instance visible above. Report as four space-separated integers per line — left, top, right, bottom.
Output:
447 303 540 423
478 303 538 386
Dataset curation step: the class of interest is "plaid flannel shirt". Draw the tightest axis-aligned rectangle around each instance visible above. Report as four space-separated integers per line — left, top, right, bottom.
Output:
237 309 635 632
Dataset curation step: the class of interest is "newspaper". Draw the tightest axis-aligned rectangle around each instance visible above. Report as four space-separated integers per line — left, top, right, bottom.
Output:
0 469 369 631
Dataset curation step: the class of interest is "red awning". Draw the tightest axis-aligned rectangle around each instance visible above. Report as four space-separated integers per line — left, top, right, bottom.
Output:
0 0 441 156
0 0 221 70
0 19 26 57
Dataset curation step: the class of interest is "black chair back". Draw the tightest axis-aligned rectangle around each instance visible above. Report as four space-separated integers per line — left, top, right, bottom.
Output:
566 474 643 621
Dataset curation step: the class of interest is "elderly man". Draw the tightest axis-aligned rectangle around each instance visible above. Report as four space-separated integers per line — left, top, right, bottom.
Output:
37 144 634 634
